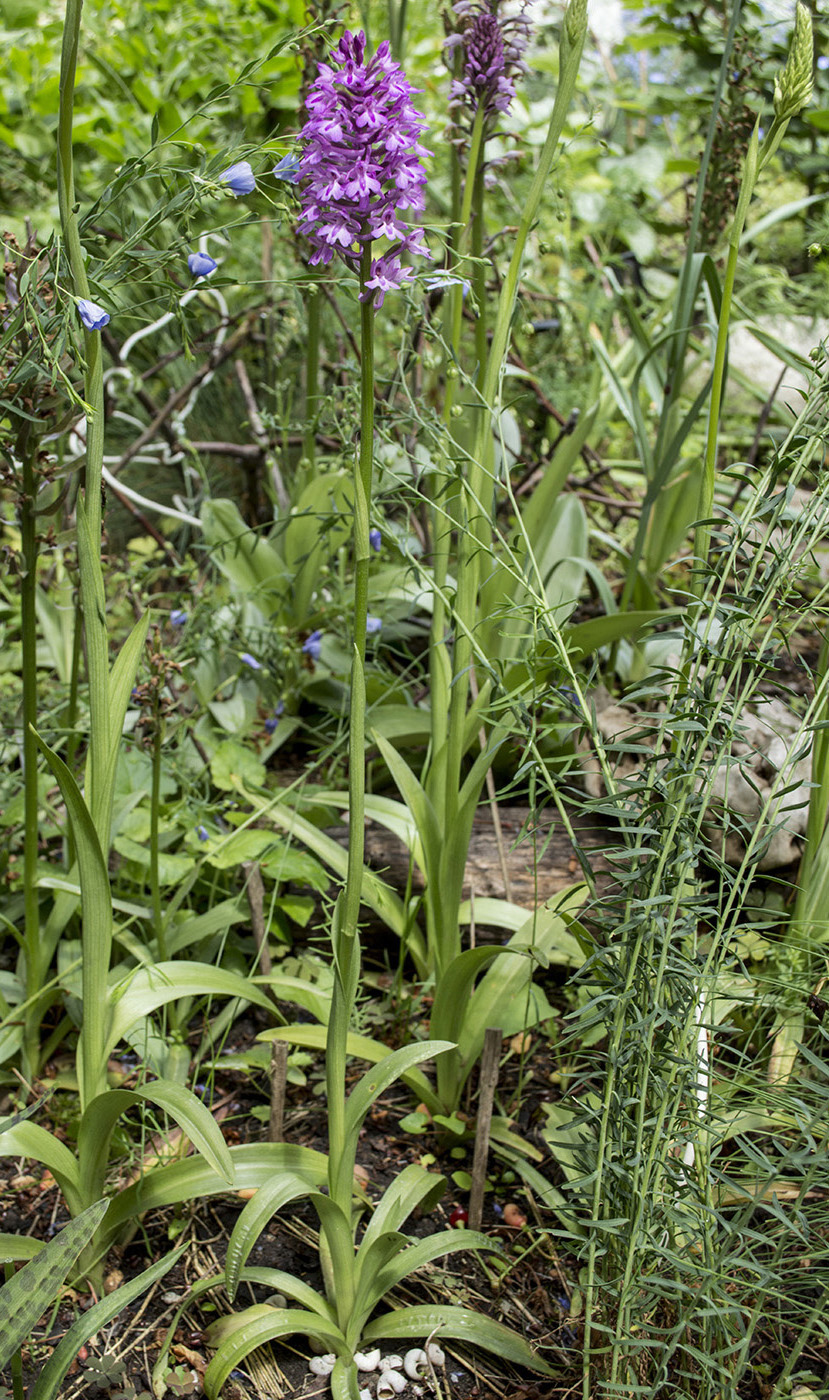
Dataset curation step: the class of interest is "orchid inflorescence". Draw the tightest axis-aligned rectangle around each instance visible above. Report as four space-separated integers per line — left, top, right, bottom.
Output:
297 30 431 307
444 0 532 143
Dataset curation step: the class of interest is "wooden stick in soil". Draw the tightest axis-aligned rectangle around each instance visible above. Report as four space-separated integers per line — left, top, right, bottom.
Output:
268 1040 289 1143
468 1028 502 1232
243 861 272 977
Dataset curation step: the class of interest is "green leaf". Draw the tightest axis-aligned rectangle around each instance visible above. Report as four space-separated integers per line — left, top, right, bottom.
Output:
343 1041 455 1147
201 499 289 601
204 1306 346 1398
0 1236 43 1264
210 739 267 793
259 1026 441 1115
239 1266 335 1322
101 1144 328 1249
33 732 112 1103
363 1231 502 1324
563 610 663 660
104 961 277 1059
30 1245 186 1400
0 1123 82 1216
359 1164 446 1255
362 1304 556 1374
0 1200 109 1370
225 1174 314 1299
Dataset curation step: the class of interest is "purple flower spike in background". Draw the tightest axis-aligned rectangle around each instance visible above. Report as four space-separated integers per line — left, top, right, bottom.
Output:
77 298 110 331
297 30 431 306
369 528 382 551
445 0 532 140
220 161 256 196
302 629 323 661
188 251 218 278
240 652 262 670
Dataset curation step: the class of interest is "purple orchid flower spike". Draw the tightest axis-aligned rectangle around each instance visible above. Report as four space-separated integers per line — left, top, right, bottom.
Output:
297 30 431 308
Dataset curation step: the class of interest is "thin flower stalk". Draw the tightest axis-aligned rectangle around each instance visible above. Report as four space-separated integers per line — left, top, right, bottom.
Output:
442 0 587 891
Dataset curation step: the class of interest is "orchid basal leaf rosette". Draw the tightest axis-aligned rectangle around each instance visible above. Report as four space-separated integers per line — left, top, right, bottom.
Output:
297 30 431 307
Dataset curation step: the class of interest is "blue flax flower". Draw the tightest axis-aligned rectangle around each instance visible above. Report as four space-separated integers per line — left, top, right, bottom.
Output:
77 298 110 331
220 161 256 196
273 153 301 183
369 528 382 551
366 615 382 634
188 251 218 279
197 825 209 842
240 652 262 670
170 609 188 626
302 630 323 661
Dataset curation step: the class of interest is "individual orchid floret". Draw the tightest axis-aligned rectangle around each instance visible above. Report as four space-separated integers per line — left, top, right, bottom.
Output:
220 161 256 196
188 251 218 279
273 153 301 183
302 629 323 661
77 297 110 331
297 30 431 307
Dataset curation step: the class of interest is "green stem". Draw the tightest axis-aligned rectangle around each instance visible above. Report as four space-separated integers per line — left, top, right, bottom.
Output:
19 426 43 1082
444 1 586 879
325 247 374 1231
303 279 321 473
149 714 165 959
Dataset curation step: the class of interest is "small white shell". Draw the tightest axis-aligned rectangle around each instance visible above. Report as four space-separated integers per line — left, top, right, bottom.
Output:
355 1349 382 1372
359 1391 372 1400
376 1371 407 1397
426 1343 445 1367
403 1350 428 1380
308 1354 336 1377
380 1355 404 1372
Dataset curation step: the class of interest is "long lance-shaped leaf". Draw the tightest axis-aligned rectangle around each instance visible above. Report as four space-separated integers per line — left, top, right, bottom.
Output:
239 1266 336 1323
358 1164 446 1256
77 1080 234 1211
30 1243 186 1400
101 610 150 841
362 1303 556 1375
34 730 112 1109
100 1142 328 1248
104 961 280 1059
0 1121 83 1218
259 1026 442 1116
372 732 443 884
0 1199 109 1371
75 496 109 845
332 1041 454 1206
224 1174 316 1300
204 1306 347 1399
354 1231 503 1335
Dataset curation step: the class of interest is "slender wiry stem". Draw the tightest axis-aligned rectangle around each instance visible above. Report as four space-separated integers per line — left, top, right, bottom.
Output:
19 423 43 1082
